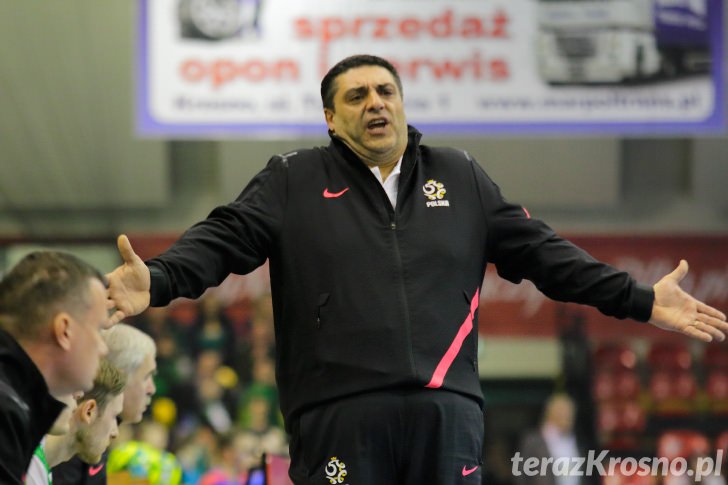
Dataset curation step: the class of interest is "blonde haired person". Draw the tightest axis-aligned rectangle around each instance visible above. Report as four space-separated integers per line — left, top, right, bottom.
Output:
102 323 157 424
53 323 157 485
45 359 126 485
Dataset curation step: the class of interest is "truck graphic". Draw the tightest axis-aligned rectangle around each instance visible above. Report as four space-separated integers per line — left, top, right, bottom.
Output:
536 0 711 84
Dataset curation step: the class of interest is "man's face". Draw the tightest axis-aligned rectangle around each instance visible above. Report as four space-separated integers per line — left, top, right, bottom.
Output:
63 279 109 393
548 399 575 434
122 352 157 424
324 65 408 166
76 394 124 464
49 393 79 435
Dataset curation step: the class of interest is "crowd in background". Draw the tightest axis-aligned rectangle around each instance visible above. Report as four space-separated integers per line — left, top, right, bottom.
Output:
107 291 728 485
115 292 285 484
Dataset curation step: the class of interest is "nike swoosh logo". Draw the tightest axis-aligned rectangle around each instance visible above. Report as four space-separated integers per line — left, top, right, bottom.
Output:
462 465 479 476
89 463 105 476
323 187 349 198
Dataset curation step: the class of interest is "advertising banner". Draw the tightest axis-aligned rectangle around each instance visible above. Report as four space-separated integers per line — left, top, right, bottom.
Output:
138 0 725 136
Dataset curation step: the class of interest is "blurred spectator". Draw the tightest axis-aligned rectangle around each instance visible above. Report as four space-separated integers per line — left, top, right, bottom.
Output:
223 297 254 342
137 419 171 452
232 431 266 473
175 425 217 485
172 350 238 437
232 294 275 386
199 433 247 485
142 307 187 354
238 358 282 437
517 394 585 485
194 294 236 365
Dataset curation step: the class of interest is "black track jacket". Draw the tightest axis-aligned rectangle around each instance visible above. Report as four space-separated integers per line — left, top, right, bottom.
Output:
0 329 64 484
147 126 653 428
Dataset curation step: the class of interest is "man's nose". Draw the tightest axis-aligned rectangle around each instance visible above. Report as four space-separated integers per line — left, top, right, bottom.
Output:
366 91 384 111
147 377 157 396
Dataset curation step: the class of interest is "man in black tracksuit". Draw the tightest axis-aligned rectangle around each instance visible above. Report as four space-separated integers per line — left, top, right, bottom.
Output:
0 252 109 484
106 55 728 485
0 328 65 484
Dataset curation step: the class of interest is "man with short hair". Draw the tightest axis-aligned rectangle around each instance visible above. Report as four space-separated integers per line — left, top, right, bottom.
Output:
0 251 109 484
47 359 126 485
53 323 157 485
106 55 727 484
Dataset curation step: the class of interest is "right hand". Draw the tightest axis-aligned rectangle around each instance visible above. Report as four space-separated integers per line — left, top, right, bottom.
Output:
649 260 727 342
106 235 151 325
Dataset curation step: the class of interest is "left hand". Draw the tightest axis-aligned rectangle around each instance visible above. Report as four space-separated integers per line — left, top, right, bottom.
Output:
105 234 151 326
649 260 728 342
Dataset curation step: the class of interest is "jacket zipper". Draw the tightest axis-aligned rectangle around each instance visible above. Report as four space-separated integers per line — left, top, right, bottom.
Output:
390 214 417 377
366 149 419 378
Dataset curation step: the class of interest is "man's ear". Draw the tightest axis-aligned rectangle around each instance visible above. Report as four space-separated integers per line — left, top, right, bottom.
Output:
77 399 98 424
324 108 336 133
52 312 73 351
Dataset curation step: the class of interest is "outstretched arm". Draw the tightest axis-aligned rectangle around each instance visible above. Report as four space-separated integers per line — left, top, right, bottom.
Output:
106 235 151 325
649 260 728 342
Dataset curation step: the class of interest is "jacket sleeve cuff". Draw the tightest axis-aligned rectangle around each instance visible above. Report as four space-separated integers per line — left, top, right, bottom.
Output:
147 263 172 307
631 283 655 323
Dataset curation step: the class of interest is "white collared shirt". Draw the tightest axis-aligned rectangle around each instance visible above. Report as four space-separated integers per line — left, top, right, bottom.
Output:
369 156 403 209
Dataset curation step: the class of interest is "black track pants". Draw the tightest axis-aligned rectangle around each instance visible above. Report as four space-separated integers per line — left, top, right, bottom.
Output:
288 388 484 485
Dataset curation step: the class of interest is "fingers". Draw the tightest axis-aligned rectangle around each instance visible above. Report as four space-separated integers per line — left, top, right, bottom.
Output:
108 309 126 326
696 314 728 335
682 324 714 343
667 259 689 284
106 299 124 327
117 234 139 264
689 320 725 342
694 301 728 342
697 301 727 322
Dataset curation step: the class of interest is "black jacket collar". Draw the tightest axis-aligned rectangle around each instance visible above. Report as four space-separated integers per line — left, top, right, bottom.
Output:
328 124 423 177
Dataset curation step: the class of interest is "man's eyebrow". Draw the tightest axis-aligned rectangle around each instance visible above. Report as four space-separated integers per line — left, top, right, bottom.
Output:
344 83 396 98
344 86 368 97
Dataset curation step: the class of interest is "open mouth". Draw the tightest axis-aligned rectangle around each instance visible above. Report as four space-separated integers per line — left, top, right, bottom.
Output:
367 118 389 133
